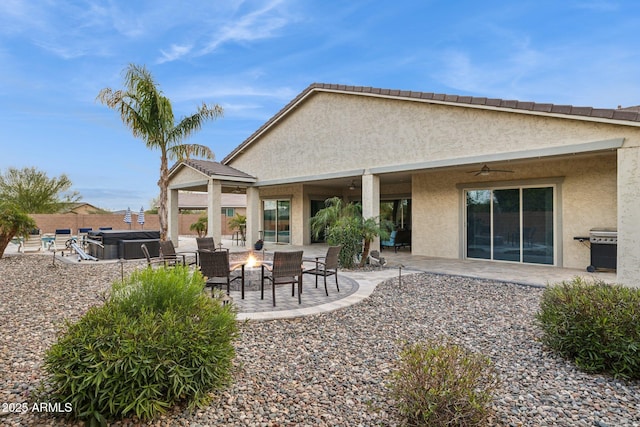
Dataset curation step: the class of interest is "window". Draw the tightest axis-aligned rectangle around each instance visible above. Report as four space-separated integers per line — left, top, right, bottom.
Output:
221 208 235 217
263 200 290 243
380 199 411 229
465 186 555 265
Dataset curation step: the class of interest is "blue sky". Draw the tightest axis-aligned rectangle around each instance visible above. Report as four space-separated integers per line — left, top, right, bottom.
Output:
1 0 639 211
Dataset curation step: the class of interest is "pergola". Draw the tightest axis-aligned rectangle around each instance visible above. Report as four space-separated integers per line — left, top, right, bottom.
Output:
167 159 256 246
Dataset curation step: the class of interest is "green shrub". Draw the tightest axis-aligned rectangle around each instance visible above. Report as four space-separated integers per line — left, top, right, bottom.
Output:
325 216 362 268
41 266 238 426
387 339 498 427
536 277 640 379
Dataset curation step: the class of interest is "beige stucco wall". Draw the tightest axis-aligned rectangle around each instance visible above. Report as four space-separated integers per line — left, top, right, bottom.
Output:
228 92 637 181
617 146 640 285
169 166 208 191
219 90 640 283
412 154 617 269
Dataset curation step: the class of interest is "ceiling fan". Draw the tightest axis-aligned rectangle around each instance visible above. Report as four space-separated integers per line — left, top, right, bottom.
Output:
467 164 514 176
348 180 358 190
231 186 243 193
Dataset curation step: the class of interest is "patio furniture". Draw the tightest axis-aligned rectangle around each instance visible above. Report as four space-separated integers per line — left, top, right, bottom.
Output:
198 249 243 296
77 227 92 248
381 229 411 252
196 236 224 252
159 240 198 266
303 245 341 295
141 243 167 268
261 251 304 306
20 229 42 253
49 228 72 254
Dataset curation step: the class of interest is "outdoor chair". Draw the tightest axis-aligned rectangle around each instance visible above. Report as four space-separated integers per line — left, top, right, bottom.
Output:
198 249 242 296
77 227 92 248
196 237 224 252
261 250 304 306
303 245 341 295
159 240 198 267
20 229 42 253
49 228 72 255
141 244 166 268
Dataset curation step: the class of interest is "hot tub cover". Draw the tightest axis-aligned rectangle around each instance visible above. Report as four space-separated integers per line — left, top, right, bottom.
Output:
88 230 160 245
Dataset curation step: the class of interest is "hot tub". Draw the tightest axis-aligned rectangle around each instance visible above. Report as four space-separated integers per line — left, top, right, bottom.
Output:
87 230 161 260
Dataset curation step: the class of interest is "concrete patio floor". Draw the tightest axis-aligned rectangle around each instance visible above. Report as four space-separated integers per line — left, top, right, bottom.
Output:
175 237 617 321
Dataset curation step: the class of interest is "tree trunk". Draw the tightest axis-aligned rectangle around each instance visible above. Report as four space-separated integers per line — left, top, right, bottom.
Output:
360 239 371 267
0 227 18 258
157 149 169 241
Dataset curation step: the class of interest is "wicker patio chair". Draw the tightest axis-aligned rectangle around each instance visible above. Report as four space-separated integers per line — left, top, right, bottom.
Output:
159 240 198 266
196 237 216 252
198 249 242 296
261 250 304 306
303 245 341 295
141 243 166 268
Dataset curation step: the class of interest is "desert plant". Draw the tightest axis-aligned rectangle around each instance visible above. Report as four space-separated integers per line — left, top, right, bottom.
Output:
228 213 246 241
388 339 499 426
41 266 238 425
189 214 208 237
0 201 36 258
310 197 392 268
98 64 223 241
536 277 640 379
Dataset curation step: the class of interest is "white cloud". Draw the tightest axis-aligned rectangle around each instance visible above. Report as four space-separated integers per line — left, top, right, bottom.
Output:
157 0 290 63
158 44 194 64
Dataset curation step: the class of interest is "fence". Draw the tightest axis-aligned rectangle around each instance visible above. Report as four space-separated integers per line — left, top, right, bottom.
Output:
29 213 239 236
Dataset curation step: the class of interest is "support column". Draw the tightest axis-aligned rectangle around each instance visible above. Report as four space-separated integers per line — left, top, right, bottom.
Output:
168 188 179 246
207 179 222 247
246 187 260 247
617 145 640 287
361 173 381 251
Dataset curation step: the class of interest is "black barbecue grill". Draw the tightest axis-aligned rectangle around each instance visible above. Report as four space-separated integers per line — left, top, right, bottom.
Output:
574 228 617 272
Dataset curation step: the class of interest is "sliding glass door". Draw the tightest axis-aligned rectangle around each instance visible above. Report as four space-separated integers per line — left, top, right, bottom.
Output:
465 186 554 265
263 200 290 243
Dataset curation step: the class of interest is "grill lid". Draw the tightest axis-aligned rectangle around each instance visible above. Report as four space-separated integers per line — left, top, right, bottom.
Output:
589 228 617 244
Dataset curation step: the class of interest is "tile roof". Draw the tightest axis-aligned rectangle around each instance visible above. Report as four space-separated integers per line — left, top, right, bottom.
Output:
222 83 640 164
170 159 255 180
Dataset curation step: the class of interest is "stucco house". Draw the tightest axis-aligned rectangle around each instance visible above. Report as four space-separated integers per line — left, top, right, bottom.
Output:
167 83 640 286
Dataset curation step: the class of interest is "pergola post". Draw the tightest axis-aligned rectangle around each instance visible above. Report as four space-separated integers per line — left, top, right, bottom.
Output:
246 187 260 247
361 172 381 251
207 179 222 246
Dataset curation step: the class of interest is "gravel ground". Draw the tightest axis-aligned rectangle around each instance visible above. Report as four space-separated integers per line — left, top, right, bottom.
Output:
1 254 639 426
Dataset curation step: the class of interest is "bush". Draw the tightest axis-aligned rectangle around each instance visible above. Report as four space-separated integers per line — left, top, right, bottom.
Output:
325 216 362 268
41 266 238 426
387 339 498 426
536 277 640 379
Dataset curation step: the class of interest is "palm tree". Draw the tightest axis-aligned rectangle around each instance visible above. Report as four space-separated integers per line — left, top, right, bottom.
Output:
97 64 223 240
310 197 392 268
228 213 247 242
